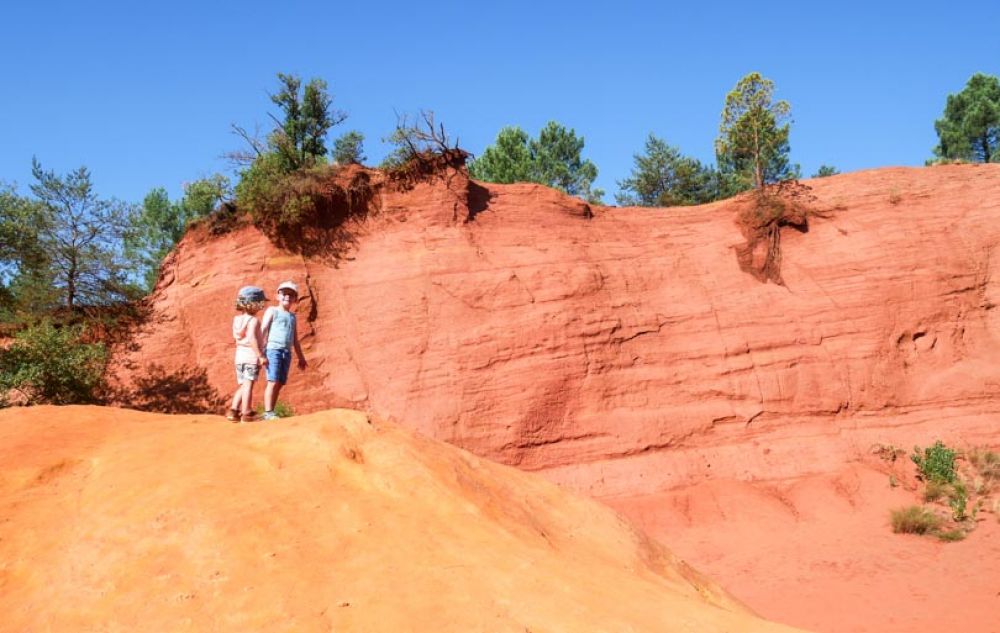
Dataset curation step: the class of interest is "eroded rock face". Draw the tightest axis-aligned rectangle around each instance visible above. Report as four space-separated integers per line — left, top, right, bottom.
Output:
117 164 1000 473
0 406 804 633
105 163 1000 632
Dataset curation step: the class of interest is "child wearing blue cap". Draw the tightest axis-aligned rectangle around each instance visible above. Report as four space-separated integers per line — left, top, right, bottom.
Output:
227 286 268 423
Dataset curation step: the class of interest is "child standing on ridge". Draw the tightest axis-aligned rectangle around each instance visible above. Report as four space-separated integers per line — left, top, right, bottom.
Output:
260 281 307 420
228 286 268 423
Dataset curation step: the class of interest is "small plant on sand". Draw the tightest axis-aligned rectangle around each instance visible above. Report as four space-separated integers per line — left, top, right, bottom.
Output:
965 447 1000 494
872 443 906 462
895 441 999 541
891 505 942 535
255 401 294 418
923 479 947 502
936 528 967 542
912 441 958 484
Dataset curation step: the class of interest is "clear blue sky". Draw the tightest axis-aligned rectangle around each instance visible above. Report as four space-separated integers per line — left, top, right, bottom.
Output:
2 0 998 204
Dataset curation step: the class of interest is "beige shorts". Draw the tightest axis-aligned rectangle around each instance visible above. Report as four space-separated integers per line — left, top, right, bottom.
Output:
235 363 260 383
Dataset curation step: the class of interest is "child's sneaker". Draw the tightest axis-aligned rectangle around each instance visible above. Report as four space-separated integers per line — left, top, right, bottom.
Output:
262 411 278 421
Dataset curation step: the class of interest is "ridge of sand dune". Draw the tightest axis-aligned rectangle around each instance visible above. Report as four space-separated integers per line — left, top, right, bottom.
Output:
0 405 807 633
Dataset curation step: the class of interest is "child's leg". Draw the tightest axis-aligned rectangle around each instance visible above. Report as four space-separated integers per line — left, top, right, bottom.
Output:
265 381 280 411
239 380 254 415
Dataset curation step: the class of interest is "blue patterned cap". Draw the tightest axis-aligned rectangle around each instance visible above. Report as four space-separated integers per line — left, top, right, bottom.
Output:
237 286 267 303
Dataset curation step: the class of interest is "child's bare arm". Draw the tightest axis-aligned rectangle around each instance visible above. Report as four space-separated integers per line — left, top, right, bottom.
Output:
260 307 274 339
248 316 267 365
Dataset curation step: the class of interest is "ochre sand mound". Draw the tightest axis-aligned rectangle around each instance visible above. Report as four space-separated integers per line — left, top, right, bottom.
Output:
0 406 806 633
111 164 1000 631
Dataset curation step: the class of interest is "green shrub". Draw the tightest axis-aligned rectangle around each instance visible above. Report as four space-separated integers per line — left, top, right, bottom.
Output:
948 480 969 520
912 441 958 484
235 152 323 230
0 321 107 405
255 401 295 418
891 506 942 535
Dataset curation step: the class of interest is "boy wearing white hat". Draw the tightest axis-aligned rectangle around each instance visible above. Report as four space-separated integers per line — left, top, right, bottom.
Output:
260 280 308 420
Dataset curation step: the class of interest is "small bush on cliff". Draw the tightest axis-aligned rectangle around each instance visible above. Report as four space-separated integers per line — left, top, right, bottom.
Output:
0 320 107 406
381 110 470 189
231 72 355 241
255 401 294 418
912 440 958 484
966 447 1000 494
235 152 333 233
890 505 942 535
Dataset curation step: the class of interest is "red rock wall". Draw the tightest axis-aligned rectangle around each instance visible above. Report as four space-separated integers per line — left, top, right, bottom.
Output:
115 165 1000 479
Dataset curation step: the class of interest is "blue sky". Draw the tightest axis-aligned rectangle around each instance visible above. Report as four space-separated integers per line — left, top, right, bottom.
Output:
2 0 998 204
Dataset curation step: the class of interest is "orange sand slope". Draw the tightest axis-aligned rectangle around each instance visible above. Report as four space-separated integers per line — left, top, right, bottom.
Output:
0 406 807 633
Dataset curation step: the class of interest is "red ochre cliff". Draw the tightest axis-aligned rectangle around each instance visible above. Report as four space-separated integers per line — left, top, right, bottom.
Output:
112 163 1000 633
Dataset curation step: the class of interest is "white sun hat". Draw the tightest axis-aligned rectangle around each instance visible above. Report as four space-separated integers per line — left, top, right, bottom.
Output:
276 281 299 295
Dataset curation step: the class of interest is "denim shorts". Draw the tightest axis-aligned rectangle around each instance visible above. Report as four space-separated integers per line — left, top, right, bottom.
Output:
266 348 292 384
235 363 259 383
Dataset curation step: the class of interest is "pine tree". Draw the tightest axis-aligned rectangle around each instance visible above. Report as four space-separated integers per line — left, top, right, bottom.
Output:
933 73 1000 163
715 72 795 190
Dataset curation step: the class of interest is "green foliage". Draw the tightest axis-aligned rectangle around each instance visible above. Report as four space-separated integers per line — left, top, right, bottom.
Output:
469 122 603 203
716 72 796 191
235 152 331 232
616 134 721 206
0 183 53 319
255 401 294 418
181 175 231 219
332 130 366 165
933 73 1000 163
232 73 350 237
0 321 107 405
532 121 603 202
127 175 231 291
29 159 141 308
378 111 469 178
890 505 942 535
468 126 534 184
948 479 969 520
812 165 840 178
912 440 958 484
269 73 345 171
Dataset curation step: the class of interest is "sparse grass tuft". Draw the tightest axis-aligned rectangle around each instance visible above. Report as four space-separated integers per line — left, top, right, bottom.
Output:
936 528 967 542
966 447 1000 493
891 506 943 535
255 402 295 418
923 480 947 502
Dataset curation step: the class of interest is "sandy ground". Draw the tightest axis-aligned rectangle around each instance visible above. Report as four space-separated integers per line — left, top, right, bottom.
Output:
608 462 1000 633
0 405 807 633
